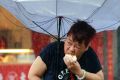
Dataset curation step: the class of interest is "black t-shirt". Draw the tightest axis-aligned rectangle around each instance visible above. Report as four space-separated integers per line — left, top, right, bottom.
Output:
40 41 102 80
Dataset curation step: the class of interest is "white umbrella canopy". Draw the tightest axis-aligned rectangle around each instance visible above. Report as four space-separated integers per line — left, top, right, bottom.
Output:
0 0 120 39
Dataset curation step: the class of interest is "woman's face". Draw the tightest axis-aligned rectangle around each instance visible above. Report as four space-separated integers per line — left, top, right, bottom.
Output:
64 35 88 59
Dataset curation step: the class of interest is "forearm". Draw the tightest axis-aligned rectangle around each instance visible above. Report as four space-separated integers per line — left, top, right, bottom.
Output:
76 70 104 80
28 75 42 80
84 71 104 80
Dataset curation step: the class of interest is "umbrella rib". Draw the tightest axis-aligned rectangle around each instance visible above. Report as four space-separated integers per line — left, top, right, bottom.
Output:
86 0 107 20
16 2 66 39
64 17 75 24
64 17 75 22
16 2 42 16
16 2 58 37
35 18 56 28
14 0 120 37
45 19 57 31
32 21 57 39
56 16 67 40
16 2 56 24
32 18 56 30
97 19 120 31
57 16 60 40
15 2 35 23
60 17 74 39
35 18 56 23
58 17 65 39
56 0 58 16
61 18 65 37
16 2 65 40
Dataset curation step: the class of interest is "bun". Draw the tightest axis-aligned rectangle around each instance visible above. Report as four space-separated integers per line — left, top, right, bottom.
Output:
65 54 77 62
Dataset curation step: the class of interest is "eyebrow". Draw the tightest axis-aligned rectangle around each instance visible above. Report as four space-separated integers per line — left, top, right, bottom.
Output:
67 37 72 42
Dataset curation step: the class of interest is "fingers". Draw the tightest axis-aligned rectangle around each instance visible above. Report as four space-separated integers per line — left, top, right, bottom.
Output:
63 54 77 69
64 54 77 63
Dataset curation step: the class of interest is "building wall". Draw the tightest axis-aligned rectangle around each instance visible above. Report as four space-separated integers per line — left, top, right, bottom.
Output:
91 30 118 80
0 28 32 49
117 27 120 80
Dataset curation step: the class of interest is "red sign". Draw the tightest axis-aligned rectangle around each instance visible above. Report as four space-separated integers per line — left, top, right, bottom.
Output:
0 64 31 80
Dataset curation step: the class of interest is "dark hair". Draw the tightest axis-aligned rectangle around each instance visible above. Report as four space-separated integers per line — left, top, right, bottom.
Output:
67 20 96 47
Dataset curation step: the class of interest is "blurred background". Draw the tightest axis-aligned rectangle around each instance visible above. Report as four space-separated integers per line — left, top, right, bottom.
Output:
0 4 120 80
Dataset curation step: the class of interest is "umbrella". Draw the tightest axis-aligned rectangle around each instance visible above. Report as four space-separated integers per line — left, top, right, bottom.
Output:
1 0 120 40
1 0 120 79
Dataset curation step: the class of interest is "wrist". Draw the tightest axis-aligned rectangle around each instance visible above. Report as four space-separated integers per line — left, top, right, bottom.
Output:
76 69 86 80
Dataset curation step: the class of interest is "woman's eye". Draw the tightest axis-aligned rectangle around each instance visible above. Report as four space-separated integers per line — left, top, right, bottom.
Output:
73 44 80 49
67 41 72 45
76 46 81 49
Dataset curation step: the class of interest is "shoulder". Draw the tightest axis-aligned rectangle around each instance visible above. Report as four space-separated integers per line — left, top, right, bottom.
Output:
80 47 100 66
86 47 95 53
84 47 97 58
80 47 102 73
39 41 64 66
46 41 64 48
40 41 64 55
41 41 59 51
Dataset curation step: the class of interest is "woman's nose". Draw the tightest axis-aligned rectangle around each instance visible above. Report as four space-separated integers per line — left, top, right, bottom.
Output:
69 46 75 54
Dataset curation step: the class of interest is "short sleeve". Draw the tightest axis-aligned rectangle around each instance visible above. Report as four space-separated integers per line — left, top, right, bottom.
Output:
39 45 51 66
80 47 102 73
39 42 58 67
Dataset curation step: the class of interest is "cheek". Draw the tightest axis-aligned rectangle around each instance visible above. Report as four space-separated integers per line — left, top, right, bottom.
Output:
76 49 85 55
75 50 81 55
64 45 69 54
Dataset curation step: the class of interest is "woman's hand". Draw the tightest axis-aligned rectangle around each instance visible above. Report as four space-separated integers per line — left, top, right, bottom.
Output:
63 54 83 76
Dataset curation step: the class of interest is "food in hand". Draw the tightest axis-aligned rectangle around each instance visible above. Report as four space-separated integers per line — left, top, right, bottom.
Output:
64 54 77 62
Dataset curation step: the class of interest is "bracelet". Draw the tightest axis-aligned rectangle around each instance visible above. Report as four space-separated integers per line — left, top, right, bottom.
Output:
76 69 86 80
